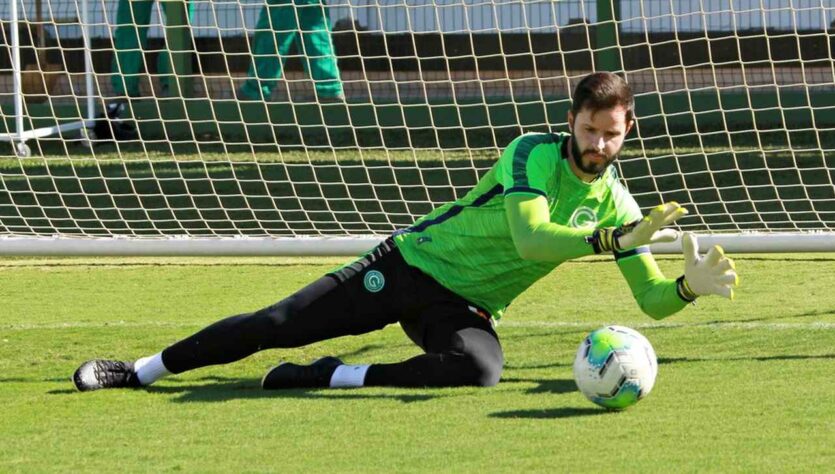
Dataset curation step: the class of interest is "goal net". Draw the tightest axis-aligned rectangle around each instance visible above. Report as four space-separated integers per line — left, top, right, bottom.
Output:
1 0 833 255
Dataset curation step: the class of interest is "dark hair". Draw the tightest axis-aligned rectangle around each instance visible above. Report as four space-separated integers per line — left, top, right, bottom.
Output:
571 72 634 122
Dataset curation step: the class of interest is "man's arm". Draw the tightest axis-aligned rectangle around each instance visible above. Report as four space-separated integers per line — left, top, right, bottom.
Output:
616 250 689 320
616 233 739 320
505 194 597 262
506 194 696 319
505 195 688 263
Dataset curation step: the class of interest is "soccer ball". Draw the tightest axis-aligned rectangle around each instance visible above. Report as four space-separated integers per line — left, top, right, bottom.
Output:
572 325 658 410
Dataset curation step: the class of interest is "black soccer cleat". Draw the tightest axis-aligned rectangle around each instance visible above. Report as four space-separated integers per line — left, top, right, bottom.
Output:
261 356 343 390
73 360 142 392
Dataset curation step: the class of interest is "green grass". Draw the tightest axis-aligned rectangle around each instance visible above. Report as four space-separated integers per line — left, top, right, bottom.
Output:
1 254 833 472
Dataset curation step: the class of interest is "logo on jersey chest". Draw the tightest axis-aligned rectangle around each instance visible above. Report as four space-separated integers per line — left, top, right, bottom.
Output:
363 270 386 293
569 206 598 228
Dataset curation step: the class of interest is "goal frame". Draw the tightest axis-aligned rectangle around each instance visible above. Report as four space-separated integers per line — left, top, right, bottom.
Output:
1 0 833 256
0 0 96 158
1 233 833 256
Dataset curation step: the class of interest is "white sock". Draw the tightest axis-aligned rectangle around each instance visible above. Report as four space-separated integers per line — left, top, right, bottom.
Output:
329 364 370 388
134 352 171 386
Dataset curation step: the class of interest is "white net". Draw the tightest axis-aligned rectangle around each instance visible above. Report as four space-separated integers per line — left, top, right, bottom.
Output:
0 0 833 253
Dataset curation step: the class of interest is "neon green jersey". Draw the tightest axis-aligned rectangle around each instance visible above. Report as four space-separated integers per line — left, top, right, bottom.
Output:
393 132 688 319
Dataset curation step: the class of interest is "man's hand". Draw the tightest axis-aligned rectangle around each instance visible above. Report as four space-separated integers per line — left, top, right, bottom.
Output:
678 232 739 301
588 202 688 253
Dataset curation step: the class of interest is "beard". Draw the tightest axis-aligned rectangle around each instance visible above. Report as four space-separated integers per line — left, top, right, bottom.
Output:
571 134 619 177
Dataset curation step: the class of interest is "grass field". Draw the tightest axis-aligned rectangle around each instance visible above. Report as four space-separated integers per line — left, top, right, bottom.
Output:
1 253 833 472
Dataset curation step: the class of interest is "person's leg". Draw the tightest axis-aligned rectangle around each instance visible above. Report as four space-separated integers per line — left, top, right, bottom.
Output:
74 275 363 390
363 310 503 388
111 0 155 97
240 0 298 100
156 0 196 95
161 274 379 375
296 0 343 99
263 249 504 389
74 239 408 391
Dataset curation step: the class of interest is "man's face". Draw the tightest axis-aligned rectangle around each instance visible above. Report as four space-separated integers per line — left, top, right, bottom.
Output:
567 105 633 180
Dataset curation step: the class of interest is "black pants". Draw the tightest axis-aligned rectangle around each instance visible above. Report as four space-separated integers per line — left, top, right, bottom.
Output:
161 239 504 387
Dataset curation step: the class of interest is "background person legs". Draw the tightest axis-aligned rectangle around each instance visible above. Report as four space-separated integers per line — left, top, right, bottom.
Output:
297 0 343 100
111 0 155 97
240 0 298 100
110 0 195 98
156 0 196 96
240 0 343 101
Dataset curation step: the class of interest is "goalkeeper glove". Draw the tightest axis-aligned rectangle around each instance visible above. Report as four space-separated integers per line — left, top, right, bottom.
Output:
677 232 739 301
587 202 688 254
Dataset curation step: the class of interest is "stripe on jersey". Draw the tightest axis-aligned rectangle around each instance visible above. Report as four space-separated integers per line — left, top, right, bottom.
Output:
512 134 557 189
407 184 504 233
614 246 651 261
504 186 547 197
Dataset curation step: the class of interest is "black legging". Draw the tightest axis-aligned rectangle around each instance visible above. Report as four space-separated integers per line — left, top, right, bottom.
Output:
160 240 504 387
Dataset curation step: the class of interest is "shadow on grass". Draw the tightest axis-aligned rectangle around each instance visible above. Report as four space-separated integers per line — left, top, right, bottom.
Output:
490 407 606 419
139 376 441 404
0 377 69 383
44 375 441 403
501 377 576 395
48 389 77 394
44 378 442 403
503 361 570 371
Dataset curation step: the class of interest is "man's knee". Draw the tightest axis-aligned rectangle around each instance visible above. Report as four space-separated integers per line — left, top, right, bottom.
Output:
456 327 503 387
465 352 503 387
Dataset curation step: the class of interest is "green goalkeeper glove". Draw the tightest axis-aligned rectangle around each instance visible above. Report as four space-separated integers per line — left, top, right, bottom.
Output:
677 232 739 301
587 202 688 254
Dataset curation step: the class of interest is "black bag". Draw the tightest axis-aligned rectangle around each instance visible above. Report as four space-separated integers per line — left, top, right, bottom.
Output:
93 102 138 141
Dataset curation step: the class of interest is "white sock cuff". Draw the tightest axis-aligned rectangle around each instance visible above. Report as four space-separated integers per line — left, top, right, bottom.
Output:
329 364 370 388
134 352 171 386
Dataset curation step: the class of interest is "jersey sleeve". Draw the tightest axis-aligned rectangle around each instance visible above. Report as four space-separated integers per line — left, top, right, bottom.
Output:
498 134 558 198
609 174 689 318
505 194 597 262
616 250 690 320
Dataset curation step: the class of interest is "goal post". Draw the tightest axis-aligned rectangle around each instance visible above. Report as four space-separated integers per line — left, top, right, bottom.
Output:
3 232 834 257
0 0 97 157
0 0 833 256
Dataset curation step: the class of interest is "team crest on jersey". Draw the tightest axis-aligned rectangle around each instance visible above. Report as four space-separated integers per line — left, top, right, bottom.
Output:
570 206 598 228
363 270 385 293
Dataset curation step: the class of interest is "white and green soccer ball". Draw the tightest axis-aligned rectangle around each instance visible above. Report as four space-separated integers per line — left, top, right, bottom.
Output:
572 325 658 410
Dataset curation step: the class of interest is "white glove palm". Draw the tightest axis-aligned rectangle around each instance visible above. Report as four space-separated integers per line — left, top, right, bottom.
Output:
590 202 688 253
681 232 739 299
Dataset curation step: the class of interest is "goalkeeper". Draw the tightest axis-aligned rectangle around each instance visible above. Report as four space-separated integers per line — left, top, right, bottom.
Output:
73 72 738 392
